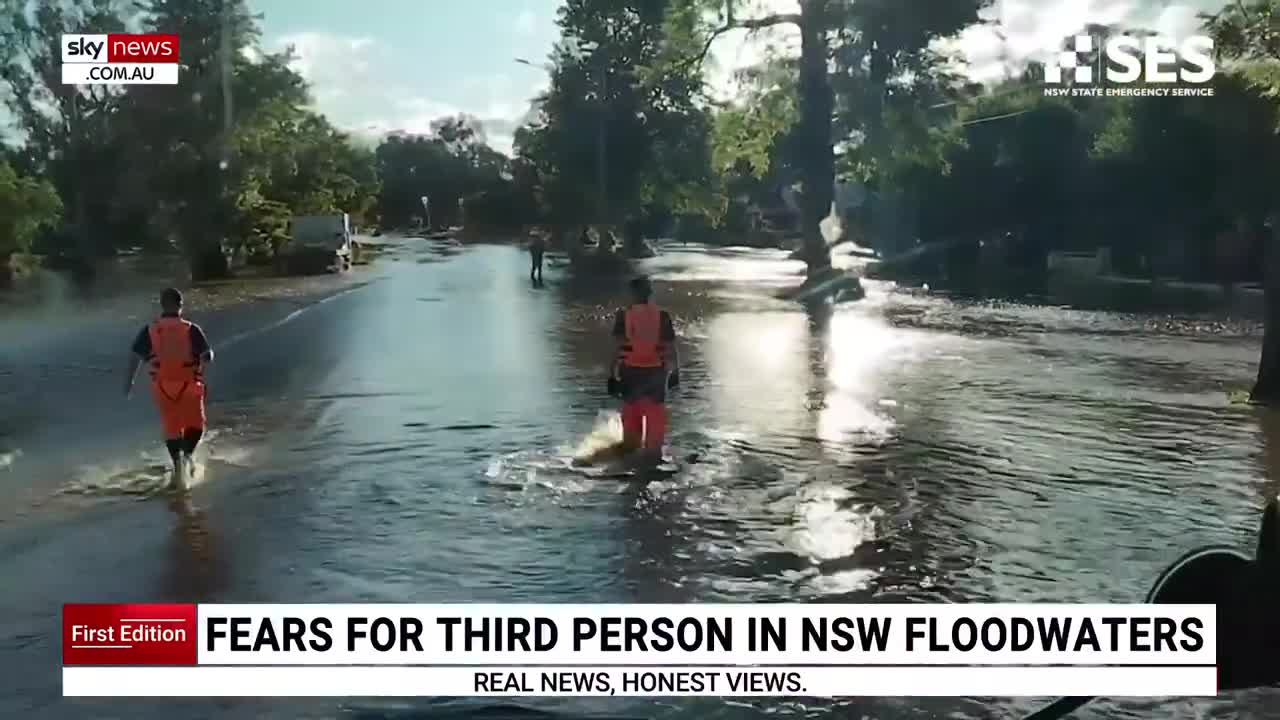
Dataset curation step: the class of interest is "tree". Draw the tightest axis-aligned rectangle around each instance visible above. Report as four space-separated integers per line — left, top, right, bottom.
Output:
0 0 136 261
375 117 514 231
124 0 264 278
231 91 380 259
656 0 991 277
0 160 62 282
1201 0 1280 404
515 0 719 256
0 0 384 279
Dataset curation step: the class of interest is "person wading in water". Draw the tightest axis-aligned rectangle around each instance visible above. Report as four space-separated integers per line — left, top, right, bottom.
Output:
610 275 680 464
124 287 214 489
529 232 546 284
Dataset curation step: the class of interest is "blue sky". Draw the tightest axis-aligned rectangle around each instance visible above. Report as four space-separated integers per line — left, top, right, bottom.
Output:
249 0 561 152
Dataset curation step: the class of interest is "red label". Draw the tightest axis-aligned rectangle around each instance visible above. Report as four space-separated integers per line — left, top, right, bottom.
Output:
106 34 180 63
63 604 197 666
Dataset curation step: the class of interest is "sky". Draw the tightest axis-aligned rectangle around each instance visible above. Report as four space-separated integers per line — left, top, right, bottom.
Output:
250 0 560 154
249 0 1231 156
0 1 1232 153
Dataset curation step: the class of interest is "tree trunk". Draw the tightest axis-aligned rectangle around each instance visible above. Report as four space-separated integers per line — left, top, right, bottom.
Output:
1259 408 1280 500
796 1 833 277
864 51 895 254
1253 220 1280 404
69 94 98 274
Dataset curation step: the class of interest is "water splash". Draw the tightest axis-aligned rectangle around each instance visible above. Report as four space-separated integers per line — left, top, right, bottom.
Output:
54 430 247 501
0 449 20 471
567 410 625 465
789 485 882 564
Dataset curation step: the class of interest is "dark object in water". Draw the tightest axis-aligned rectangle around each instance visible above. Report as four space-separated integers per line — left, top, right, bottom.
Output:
402 422 497 431
780 267 865 304
1024 499 1280 720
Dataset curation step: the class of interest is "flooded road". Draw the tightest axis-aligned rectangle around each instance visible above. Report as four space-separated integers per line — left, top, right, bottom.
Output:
2 237 1277 719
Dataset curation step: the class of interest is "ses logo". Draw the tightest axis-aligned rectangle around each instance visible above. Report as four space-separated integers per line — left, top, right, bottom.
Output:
62 33 180 85
1043 34 1216 98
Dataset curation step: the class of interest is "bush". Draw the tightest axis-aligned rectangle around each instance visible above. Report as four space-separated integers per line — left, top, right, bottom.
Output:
0 161 62 261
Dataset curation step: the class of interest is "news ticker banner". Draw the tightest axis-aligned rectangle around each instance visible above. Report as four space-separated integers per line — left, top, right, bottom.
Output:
62 34 180 85
63 603 1218 697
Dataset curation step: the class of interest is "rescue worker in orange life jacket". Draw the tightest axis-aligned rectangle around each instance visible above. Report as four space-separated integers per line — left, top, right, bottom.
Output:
610 275 680 457
124 288 214 486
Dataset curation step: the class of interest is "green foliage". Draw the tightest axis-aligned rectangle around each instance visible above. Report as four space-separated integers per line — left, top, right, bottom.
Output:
375 118 517 231
513 0 718 230
0 0 137 257
867 7 1280 284
11 0 1280 290
711 64 799 179
1202 0 1280 61
0 160 62 258
0 0 380 276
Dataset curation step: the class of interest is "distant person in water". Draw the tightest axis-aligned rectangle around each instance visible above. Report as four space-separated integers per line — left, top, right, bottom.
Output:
124 288 214 489
529 232 546 283
610 275 679 462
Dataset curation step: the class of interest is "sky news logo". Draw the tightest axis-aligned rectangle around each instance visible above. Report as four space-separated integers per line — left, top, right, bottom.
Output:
1043 34 1216 98
61 33 180 85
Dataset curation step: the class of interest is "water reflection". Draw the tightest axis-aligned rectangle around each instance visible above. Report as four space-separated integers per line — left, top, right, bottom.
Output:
620 482 697 603
164 495 225 600
811 303 904 453
703 311 811 438
3 242 1279 719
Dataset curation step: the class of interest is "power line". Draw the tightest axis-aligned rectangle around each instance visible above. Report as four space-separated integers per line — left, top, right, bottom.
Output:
959 108 1035 126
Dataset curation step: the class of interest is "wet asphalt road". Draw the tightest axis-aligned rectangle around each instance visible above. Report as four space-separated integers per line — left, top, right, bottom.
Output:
1 236 1278 719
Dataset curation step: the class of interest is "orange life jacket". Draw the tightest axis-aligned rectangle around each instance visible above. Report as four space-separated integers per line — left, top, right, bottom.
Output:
619 303 665 368
147 316 201 385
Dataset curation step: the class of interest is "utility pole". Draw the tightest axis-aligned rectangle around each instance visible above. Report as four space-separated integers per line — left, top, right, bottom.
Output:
220 0 232 154
214 0 233 274
70 91 89 264
596 58 607 229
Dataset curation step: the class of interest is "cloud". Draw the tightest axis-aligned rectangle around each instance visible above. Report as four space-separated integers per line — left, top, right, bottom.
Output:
944 0 1228 83
277 31 385 105
711 0 1229 90
268 31 536 155
514 9 538 37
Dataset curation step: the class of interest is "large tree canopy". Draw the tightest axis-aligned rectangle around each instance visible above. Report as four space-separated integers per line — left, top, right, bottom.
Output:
7 0 1280 314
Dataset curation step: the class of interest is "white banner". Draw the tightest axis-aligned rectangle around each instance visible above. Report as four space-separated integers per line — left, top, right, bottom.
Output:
195 604 1216 667
62 63 178 85
63 665 1217 698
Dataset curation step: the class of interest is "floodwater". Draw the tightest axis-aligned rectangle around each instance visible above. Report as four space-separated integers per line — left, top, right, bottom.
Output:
1 236 1277 719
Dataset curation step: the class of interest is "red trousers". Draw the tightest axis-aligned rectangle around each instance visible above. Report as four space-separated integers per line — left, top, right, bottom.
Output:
621 397 666 451
151 380 206 439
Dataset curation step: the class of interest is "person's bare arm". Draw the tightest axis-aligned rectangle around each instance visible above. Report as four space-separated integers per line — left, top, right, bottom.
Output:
125 327 148 397
192 325 214 376
124 353 142 397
